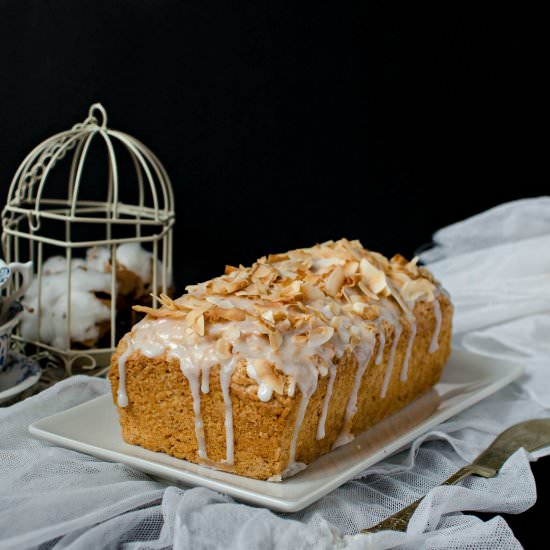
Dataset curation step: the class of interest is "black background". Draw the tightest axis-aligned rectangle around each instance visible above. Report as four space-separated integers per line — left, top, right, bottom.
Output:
0 1 547 546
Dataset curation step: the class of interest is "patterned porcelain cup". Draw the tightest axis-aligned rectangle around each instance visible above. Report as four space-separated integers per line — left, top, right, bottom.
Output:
0 260 33 372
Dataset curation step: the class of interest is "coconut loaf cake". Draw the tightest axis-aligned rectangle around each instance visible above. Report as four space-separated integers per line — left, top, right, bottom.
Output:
109 239 452 480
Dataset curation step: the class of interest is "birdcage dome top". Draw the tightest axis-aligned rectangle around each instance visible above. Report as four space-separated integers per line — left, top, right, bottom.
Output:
2 103 174 244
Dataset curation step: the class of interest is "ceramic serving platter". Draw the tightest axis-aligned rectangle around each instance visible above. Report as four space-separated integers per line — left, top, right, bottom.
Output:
29 349 523 512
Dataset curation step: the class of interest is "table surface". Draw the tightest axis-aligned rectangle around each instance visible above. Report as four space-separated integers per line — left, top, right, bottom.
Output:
3 373 545 547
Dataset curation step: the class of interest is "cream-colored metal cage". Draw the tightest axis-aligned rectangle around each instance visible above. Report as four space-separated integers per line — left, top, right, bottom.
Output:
1 103 175 375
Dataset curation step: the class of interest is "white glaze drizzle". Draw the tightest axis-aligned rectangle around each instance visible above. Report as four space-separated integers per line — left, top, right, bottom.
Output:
332 336 376 445
116 342 132 407
172 349 208 459
429 297 442 353
375 328 386 365
220 357 237 464
246 362 273 402
288 373 318 464
288 379 296 397
400 315 417 382
381 321 402 398
201 365 211 393
316 358 336 440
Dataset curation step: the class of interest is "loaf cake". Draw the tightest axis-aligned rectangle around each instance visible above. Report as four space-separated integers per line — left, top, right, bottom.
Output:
109 239 452 480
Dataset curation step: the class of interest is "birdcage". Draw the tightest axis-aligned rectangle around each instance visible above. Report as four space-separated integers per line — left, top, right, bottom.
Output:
1 103 175 375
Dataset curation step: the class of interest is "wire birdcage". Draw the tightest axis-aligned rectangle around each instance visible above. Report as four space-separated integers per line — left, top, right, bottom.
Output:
1 103 175 375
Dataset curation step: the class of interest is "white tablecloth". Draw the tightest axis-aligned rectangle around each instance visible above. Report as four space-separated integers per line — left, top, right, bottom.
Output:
1 197 549 549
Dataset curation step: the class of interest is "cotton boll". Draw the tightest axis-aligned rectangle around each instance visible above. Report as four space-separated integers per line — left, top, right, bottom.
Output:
114 243 171 294
115 243 153 283
59 290 110 348
21 267 113 349
42 256 86 275
86 247 111 273
89 244 169 287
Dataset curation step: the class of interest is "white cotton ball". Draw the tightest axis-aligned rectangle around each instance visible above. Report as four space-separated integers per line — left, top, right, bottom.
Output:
64 289 111 347
86 247 111 273
85 242 171 291
21 265 114 349
42 256 86 275
115 243 153 283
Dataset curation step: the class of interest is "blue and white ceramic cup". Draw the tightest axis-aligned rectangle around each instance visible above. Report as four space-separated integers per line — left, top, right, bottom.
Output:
0 260 32 371
0 313 22 371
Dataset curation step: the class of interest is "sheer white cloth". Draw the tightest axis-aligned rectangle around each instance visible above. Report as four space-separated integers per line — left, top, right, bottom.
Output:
1 197 549 549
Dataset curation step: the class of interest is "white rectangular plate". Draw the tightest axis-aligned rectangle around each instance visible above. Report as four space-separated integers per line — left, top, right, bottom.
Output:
29 349 523 512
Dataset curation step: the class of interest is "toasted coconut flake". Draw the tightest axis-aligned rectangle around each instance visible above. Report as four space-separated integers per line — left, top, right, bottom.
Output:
277 318 291 331
308 326 334 347
325 266 345 297
206 296 236 308
216 338 233 360
344 261 359 277
223 308 246 321
405 256 420 275
302 282 324 302
386 280 412 315
275 280 302 301
250 314 276 334
184 283 202 294
368 251 390 270
267 253 289 263
176 295 210 309
210 271 250 295
390 254 408 267
251 358 285 395
156 293 177 310
330 316 343 330
401 278 436 302
225 325 241 340
342 286 356 304
352 301 368 315
305 305 329 324
391 271 410 287
132 304 188 319
253 263 277 285
133 304 153 315
185 306 208 329
269 330 283 351
194 314 205 336
262 310 275 324
292 333 308 345
235 285 262 297
359 258 388 295
357 280 380 301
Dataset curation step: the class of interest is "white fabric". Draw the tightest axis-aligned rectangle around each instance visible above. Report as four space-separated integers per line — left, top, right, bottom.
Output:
1 197 549 549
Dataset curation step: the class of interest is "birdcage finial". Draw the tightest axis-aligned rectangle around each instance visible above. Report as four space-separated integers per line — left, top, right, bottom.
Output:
87 103 108 129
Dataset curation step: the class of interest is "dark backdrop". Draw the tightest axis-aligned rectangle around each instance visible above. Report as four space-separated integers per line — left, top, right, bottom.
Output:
0 1 547 545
